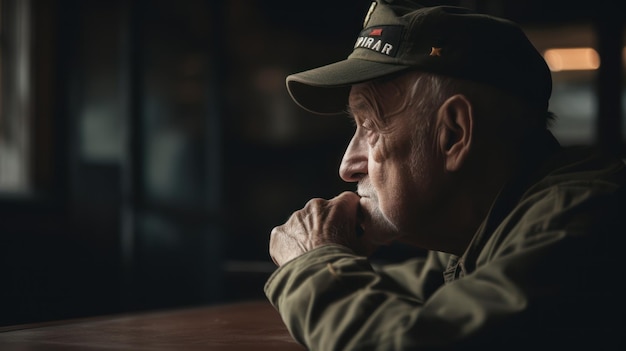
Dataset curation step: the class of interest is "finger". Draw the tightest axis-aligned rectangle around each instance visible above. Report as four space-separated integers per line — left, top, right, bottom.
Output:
334 191 360 206
334 191 380 256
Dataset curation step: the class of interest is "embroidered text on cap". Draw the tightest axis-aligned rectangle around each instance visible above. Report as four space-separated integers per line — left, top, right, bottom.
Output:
353 25 403 57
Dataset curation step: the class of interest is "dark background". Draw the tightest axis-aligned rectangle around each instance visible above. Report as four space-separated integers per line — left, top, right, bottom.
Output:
0 0 624 326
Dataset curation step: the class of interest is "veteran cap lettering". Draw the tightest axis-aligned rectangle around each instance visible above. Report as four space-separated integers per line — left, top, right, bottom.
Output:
286 0 552 115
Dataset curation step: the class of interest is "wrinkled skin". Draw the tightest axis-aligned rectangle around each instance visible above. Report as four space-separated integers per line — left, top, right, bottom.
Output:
269 191 378 266
268 70 480 266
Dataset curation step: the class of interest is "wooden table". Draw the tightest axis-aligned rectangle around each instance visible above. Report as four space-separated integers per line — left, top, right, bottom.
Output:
0 300 304 350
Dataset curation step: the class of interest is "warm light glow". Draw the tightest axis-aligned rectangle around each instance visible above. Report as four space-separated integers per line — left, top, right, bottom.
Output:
543 47 600 72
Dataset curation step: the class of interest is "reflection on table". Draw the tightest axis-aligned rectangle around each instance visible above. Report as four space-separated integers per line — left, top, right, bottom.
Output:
0 299 304 351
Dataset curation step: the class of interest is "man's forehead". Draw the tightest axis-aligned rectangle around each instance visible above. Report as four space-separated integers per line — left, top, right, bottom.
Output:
349 77 411 119
348 84 376 116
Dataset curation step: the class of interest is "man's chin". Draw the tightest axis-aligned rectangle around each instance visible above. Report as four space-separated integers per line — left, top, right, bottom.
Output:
361 216 403 246
356 197 401 243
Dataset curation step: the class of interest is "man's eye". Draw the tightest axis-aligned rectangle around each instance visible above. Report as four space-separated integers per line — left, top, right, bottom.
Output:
360 119 380 145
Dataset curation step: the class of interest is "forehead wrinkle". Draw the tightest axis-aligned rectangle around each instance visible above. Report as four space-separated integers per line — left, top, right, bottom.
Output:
369 78 410 115
349 74 416 133
378 78 412 118
349 86 378 120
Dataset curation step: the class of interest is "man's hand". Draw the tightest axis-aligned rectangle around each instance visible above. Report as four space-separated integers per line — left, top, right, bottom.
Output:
269 191 376 266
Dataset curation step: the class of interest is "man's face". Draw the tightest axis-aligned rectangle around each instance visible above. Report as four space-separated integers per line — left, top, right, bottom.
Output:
340 76 445 247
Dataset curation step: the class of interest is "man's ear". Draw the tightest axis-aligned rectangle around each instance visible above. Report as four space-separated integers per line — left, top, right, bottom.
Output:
436 94 473 172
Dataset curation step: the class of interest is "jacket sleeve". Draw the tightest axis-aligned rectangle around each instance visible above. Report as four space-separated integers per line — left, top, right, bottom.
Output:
264 244 431 349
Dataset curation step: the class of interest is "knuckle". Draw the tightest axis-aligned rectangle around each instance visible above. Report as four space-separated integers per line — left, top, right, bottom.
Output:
338 191 358 201
270 225 282 238
305 197 325 207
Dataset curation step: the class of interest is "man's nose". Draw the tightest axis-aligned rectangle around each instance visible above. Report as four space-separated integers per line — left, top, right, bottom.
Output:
339 135 368 182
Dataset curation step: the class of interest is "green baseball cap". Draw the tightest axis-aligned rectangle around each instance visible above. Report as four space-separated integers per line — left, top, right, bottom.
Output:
286 0 552 115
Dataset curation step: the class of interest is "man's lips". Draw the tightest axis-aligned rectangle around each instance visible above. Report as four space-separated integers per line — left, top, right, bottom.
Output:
356 190 372 198
356 181 374 199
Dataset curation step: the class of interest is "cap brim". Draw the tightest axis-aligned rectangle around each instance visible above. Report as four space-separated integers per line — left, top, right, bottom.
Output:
286 58 410 115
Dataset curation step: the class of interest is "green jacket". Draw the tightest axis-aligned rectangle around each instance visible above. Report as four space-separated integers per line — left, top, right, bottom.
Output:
265 132 626 350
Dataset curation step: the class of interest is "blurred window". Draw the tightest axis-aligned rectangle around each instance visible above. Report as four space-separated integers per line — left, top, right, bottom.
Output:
526 24 626 148
0 0 31 195
526 24 597 146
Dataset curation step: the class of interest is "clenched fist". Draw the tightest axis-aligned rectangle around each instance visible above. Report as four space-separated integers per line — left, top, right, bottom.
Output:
269 191 377 266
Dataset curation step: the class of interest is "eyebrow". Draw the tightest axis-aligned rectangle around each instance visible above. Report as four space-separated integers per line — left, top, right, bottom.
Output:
347 100 371 121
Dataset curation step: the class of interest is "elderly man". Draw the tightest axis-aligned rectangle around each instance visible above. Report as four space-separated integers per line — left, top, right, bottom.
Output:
265 1 626 349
